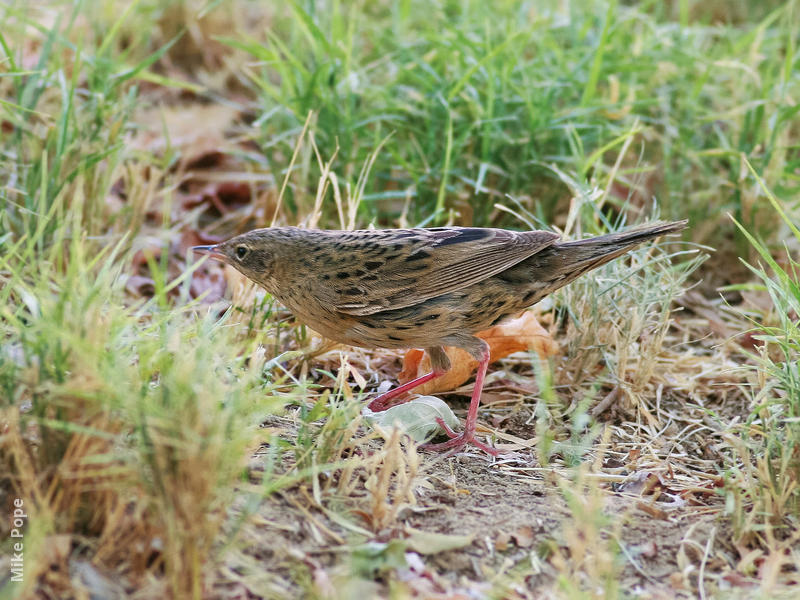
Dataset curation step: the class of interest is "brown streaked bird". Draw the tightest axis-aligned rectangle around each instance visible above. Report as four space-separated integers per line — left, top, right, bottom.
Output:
193 219 687 455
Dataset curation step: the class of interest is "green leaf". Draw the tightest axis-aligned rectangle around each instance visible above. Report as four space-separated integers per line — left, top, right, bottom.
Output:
366 396 459 443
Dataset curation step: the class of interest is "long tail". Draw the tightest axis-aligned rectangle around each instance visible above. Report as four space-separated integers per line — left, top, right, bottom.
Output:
558 219 687 257
526 219 688 290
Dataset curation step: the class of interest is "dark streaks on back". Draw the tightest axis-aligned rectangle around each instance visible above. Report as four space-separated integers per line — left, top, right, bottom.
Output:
434 228 492 246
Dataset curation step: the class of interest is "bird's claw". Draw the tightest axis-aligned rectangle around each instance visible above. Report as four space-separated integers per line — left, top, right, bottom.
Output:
434 416 459 439
421 427 500 456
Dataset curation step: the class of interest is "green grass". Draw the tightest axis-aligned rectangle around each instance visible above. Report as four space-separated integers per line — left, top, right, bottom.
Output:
1 0 800 597
724 166 800 557
227 0 798 246
0 218 278 597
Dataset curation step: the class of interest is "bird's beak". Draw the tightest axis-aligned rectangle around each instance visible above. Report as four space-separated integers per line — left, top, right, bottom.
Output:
192 245 227 262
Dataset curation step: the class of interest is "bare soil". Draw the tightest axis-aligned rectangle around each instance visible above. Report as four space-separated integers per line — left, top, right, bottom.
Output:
216 377 749 599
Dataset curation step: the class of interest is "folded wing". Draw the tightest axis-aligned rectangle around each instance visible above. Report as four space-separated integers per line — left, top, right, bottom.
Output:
332 227 560 315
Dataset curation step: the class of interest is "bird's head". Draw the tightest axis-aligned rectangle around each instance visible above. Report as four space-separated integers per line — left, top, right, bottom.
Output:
193 229 277 287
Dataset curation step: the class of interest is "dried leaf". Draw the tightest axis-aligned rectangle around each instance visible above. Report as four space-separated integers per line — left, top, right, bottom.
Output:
636 501 670 520
189 267 227 303
632 540 658 559
179 229 223 252
180 181 252 217
125 275 156 297
511 525 535 548
617 471 664 496
404 526 474 554
216 181 251 205
399 312 559 394
722 572 757 588
494 531 511 551
132 104 240 161
185 150 226 171
131 245 162 269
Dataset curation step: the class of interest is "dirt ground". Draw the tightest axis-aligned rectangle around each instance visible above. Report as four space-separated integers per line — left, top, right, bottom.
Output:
215 372 755 599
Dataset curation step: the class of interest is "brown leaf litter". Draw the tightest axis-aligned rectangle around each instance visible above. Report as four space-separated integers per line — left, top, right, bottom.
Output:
398 312 559 396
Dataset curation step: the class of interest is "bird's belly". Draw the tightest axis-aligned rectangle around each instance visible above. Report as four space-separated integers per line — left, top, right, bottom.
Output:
342 294 474 350
289 308 420 349
281 287 525 350
273 296 358 345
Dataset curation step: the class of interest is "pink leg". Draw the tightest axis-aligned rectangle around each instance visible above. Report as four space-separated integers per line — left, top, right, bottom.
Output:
421 350 498 456
367 370 445 412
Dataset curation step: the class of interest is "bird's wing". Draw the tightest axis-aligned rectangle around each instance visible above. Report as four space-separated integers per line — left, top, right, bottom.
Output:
328 227 560 315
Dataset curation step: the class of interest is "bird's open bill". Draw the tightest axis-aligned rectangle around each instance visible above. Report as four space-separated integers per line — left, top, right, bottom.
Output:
192 245 227 262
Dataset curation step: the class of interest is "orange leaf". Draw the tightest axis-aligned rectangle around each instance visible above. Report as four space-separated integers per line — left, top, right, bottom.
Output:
398 312 559 395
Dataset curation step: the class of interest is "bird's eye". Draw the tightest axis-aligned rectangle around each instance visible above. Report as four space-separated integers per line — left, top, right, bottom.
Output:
235 246 248 260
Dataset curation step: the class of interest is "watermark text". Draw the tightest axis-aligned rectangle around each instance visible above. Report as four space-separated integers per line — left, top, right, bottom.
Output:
9 498 26 582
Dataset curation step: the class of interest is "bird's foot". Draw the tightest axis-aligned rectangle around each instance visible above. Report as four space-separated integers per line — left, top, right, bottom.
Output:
367 370 445 412
367 395 400 412
419 417 499 456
